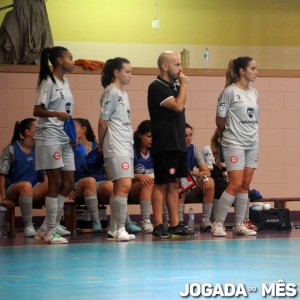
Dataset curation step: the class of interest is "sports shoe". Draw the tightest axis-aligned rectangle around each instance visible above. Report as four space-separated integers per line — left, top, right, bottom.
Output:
179 220 191 230
116 228 131 242
125 221 142 234
200 218 213 232
44 229 68 244
152 224 172 239
106 229 135 241
232 224 257 236
92 221 103 233
24 225 36 237
140 219 154 233
243 219 258 231
163 219 170 229
211 222 227 237
167 223 197 238
34 229 46 240
55 224 71 236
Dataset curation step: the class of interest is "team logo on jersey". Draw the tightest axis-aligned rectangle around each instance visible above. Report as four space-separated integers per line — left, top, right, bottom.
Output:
135 164 146 174
53 152 61 160
118 96 125 106
122 162 130 170
41 89 47 104
127 109 131 120
247 107 254 119
60 91 65 100
169 168 175 175
65 102 71 114
230 156 238 163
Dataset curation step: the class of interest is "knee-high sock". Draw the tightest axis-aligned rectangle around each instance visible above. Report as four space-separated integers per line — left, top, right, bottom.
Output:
109 197 117 232
244 198 250 219
113 196 128 230
140 200 152 221
234 192 249 225
85 194 100 222
46 196 58 232
214 191 236 224
202 203 213 221
56 194 66 225
19 196 33 227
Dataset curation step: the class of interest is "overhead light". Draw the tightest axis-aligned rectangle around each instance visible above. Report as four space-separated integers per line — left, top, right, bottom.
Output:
152 0 160 29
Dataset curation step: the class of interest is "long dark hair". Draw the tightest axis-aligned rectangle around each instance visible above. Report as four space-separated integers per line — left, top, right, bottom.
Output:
11 118 36 144
134 120 151 158
37 46 68 88
101 57 130 88
225 56 253 88
73 118 96 142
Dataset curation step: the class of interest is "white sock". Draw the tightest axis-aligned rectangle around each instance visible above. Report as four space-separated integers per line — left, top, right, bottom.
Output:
19 196 33 227
46 196 58 232
215 191 236 224
85 194 100 222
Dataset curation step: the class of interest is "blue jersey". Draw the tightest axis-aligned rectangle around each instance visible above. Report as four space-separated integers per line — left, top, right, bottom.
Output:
133 147 154 174
0 141 44 188
186 144 205 171
73 142 105 182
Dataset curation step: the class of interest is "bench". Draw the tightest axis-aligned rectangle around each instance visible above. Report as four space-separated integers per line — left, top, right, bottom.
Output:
260 198 300 209
1 201 77 237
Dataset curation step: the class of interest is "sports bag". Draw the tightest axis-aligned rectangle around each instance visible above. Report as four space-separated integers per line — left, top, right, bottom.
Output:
249 208 292 230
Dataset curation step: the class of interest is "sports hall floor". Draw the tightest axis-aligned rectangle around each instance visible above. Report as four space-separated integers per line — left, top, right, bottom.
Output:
1 225 300 300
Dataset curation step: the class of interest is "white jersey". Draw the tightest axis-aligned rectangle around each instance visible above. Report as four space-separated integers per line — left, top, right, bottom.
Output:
201 145 215 169
100 84 133 158
216 83 259 148
34 77 74 146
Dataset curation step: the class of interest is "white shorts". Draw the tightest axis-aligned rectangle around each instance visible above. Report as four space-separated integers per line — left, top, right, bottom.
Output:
222 145 259 172
35 143 75 171
104 156 134 181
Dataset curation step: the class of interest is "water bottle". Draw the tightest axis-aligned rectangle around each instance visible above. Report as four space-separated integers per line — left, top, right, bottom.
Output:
98 205 107 228
188 207 195 231
0 206 8 237
203 47 209 68
180 48 190 68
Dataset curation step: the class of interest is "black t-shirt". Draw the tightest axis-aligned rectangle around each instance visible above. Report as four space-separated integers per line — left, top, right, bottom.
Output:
147 76 186 154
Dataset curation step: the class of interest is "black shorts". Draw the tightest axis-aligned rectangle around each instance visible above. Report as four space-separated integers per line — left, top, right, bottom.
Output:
152 151 188 184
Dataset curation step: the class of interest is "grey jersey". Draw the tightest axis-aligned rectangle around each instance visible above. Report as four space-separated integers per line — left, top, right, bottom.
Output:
100 84 133 158
193 145 205 167
34 77 74 146
201 145 215 169
216 83 259 148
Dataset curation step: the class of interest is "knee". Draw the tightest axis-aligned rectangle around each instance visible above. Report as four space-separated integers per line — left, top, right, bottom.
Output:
19 182 33 195
84 177 97 190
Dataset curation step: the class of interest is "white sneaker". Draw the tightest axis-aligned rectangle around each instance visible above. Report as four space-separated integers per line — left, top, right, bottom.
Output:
232 224 257 236
44 229 68 244
24 225 36 237
200 218 213 232
116 228 131 242
140 219 154 233
106 229 136 241
34 229 46 240
55 224 71 236
211 222 227 237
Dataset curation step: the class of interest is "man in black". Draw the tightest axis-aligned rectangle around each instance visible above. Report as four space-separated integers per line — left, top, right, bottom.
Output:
148 51 195 238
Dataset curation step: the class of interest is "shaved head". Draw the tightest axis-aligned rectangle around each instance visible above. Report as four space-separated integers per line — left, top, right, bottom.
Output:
157 51 177 70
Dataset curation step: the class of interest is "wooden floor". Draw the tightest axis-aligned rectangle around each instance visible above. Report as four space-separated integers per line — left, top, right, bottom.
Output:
1 227 300 300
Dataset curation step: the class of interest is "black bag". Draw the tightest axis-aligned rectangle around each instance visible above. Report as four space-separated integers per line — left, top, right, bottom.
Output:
249 208 292 230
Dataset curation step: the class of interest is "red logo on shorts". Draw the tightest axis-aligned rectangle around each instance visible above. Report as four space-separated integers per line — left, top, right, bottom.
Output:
169 168 175 175
122 162 129 170
53 152 61 160
230 156 238 163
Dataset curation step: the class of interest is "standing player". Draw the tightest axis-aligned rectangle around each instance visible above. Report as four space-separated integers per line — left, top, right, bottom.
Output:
212 56 259 237
98 57 135 242
148 51 196 239
33 46 75 244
